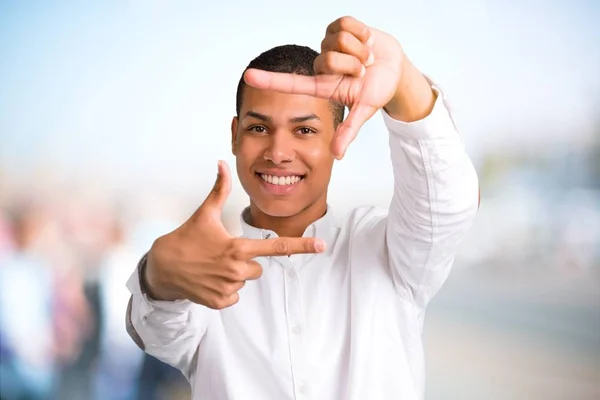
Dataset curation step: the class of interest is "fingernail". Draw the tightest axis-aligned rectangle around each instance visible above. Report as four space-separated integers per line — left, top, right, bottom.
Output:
314 239 326 252
366 52 374 67
360 65 366 77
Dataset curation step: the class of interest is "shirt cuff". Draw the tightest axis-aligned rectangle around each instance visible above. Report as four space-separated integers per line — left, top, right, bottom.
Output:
381 76 461 141
126 255 193 319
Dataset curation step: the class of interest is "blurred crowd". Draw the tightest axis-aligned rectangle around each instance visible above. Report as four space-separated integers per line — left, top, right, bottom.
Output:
0 183 196 400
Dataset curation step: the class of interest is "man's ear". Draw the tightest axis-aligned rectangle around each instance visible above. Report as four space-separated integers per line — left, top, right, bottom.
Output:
231 117 239 156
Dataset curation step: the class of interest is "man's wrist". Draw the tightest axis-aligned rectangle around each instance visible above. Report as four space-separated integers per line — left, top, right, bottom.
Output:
138 253 152 295
384 58 436 123
139 251 183 302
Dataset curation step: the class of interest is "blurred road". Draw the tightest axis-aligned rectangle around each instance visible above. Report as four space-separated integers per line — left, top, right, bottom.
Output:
424 266 600 400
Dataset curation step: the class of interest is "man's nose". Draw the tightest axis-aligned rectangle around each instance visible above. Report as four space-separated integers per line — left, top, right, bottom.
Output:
263 131 295 164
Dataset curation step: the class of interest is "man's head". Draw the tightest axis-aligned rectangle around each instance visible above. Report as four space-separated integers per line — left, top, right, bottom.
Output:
232 45 344 220
235 45 345 128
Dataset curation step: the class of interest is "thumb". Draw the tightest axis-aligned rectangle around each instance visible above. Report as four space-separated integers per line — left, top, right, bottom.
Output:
331 104 376 160
201 160 232 213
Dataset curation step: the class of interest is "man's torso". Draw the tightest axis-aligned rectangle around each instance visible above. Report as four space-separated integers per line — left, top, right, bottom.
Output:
189 206 426 400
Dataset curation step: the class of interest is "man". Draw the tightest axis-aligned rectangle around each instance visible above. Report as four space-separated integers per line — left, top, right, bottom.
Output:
126 16 479 400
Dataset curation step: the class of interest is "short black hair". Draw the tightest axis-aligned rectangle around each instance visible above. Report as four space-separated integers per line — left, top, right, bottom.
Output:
235 44 345 128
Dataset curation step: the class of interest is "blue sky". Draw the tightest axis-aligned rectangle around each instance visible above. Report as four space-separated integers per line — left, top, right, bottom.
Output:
1 0 599 200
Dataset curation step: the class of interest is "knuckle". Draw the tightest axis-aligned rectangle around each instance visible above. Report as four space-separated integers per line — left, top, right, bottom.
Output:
323 52 337 68
228 264 247 281
355 58 364 72
313 57 322 74
272 239 290 255
336 31 351 50
205 297 221 309
320 37 327 52
231 248 245 261
338 15 354 29
227 240 245 260
213 280 228 295
361 48 370 62
220 292 239 307
213 299 227 310
220 282 236 296
304 240 314 253
212 294 237 310
229 282 244 296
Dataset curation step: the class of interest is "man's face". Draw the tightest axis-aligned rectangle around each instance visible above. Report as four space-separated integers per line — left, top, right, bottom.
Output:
232 85 336 218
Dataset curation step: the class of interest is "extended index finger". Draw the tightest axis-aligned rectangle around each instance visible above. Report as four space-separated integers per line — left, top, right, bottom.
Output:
243 69 341 98
233 236 327 259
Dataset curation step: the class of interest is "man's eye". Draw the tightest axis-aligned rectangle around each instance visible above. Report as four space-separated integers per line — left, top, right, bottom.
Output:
249 126 266 133
298 127 315 135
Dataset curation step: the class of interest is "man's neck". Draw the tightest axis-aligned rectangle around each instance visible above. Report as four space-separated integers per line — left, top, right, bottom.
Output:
248 199 328 238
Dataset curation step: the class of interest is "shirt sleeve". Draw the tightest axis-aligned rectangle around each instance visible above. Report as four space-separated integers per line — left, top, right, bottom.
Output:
126 256 212 380
382 77 479 308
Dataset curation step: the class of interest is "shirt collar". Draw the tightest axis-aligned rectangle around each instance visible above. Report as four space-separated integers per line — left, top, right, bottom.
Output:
239 205 334 241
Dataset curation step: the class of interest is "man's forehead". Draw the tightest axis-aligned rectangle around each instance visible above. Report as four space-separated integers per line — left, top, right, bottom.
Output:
241 86 331 117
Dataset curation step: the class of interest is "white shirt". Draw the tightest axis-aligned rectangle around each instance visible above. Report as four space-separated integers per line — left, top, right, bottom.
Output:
126 80 479 400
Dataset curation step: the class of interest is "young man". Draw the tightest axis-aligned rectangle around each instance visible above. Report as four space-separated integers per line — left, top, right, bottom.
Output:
126 16 479 400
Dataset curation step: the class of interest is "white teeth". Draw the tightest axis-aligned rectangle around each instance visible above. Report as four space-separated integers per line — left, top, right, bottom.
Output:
260 174 302 186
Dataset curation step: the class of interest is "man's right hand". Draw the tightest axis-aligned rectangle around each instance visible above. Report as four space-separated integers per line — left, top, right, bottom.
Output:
143 160 327 309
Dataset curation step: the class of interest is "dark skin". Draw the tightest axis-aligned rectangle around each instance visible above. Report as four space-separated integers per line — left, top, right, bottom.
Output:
231 87 336 238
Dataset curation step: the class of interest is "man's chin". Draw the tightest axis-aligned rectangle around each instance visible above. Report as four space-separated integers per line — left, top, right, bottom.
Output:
256 199 305 219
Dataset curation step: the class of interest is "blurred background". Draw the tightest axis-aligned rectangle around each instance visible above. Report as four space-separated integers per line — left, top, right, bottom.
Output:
1 1 599 399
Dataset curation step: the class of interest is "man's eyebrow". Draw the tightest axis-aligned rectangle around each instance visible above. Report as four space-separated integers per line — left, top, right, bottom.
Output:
289 114 320 123
243 111 321 124
244 111 272 123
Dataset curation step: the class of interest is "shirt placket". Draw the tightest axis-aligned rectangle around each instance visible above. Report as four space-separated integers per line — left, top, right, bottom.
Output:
280 256 311 398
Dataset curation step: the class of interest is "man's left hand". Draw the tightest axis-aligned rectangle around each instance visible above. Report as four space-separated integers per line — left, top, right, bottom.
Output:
243 16 407 159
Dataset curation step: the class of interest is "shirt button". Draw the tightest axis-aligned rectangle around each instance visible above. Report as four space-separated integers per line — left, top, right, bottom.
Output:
292 325 302 335
298 384 310 395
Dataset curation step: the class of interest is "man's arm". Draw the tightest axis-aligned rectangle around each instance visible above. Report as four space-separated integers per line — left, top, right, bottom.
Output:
382 60 479 308
125 254 210 380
